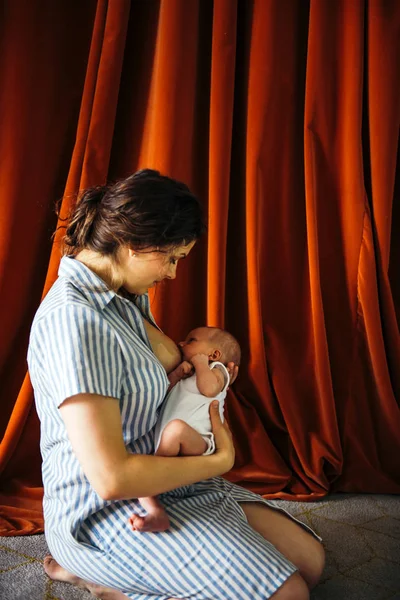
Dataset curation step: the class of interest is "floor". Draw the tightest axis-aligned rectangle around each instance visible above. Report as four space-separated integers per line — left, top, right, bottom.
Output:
0 493 399 599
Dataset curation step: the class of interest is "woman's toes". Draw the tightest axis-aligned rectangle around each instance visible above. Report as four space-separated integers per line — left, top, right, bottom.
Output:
43 555 60 578
43 555 80 586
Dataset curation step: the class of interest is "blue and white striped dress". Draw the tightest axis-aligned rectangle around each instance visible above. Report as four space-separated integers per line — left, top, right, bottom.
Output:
28 256 318 600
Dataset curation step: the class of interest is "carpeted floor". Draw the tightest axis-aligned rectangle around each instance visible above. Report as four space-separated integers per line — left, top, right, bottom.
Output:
0 493 399 600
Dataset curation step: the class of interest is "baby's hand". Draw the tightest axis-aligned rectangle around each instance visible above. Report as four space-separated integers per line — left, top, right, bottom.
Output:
191 353 210 368
179 361 194 378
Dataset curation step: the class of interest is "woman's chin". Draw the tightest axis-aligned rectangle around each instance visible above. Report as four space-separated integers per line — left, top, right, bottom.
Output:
123 280 159 295
121 285 147 296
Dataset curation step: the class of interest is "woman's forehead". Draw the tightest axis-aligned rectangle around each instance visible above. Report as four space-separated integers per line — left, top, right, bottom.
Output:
167 240 196 256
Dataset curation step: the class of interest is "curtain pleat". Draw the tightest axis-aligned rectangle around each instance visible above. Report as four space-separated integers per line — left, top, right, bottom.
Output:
0 0 399 535
0 0 131 535
44 0 131 294
207 0 238 327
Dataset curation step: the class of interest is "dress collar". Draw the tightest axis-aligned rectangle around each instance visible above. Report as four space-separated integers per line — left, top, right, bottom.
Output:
58 256 155 322
58 256 122 311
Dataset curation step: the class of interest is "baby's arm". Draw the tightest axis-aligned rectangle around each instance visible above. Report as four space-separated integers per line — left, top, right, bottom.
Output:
191 354 225 397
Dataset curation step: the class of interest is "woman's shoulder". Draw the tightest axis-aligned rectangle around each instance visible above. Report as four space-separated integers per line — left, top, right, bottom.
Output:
30 278 114 350
33 278 92 324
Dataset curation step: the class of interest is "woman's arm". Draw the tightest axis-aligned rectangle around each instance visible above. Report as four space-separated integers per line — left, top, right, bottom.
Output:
59 393 234 501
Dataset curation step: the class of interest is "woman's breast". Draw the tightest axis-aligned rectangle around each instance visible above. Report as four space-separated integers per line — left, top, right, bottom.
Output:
142 319 182 373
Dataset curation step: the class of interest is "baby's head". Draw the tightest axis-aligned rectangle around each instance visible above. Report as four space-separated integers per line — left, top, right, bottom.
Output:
178 326 241 366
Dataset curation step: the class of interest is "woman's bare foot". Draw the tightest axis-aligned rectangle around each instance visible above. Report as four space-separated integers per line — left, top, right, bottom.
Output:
43 556 128 599
129 509 170 533
44 556 83 587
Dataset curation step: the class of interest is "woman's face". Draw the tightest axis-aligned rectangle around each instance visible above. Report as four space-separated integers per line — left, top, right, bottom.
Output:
120 240 196 295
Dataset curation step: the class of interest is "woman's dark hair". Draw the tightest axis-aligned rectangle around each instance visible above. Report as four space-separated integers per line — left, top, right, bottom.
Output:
62 169 205 256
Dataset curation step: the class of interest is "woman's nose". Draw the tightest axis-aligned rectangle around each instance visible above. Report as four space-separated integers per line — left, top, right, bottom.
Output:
166 262 177 279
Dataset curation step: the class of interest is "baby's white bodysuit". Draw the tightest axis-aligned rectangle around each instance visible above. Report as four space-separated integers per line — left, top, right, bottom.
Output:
154 361 230 455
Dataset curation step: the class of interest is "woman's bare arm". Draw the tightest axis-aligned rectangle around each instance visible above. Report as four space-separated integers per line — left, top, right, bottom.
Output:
59 393 234 501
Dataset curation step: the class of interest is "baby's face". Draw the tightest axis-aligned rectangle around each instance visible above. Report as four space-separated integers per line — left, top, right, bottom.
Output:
178 327 216 361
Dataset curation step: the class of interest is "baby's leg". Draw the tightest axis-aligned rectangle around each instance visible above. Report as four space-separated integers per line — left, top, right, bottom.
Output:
129 495 170 533
156 419 208 456
131 421 207 533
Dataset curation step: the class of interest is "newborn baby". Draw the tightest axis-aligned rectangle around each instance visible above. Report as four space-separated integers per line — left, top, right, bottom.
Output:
130 326 241 533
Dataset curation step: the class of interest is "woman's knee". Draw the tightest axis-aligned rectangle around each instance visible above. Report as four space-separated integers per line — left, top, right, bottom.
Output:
271 572 309 600
305 539 325 588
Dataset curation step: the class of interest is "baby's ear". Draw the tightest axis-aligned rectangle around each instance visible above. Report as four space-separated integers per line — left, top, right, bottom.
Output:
210 349 221 361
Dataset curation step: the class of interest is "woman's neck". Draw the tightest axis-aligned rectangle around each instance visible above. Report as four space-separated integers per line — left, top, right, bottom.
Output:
75 249 118 290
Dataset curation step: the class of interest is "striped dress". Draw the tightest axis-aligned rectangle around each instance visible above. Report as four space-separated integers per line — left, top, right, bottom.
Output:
28 256 318 600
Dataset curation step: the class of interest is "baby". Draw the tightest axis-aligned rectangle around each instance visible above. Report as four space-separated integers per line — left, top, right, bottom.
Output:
130 326 241 533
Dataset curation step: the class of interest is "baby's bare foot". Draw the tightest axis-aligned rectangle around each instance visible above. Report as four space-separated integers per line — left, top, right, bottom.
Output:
43 555 128 599
129 510 170 533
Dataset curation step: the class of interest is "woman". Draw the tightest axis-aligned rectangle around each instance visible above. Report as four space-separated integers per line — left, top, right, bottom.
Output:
28 169 324 600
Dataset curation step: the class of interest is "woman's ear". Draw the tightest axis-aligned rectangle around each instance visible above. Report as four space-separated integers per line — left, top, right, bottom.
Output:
128 247 137 259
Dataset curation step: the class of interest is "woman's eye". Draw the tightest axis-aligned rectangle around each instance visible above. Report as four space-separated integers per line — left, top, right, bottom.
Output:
170 258 177 265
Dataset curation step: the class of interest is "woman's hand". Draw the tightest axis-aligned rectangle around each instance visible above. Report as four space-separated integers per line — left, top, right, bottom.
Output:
226 362 239 386
209 401 235 473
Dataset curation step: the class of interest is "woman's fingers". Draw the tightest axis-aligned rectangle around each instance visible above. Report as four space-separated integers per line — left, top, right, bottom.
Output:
209 402 235 471
209 402 231 439
226 362 239 385
209 401 222 430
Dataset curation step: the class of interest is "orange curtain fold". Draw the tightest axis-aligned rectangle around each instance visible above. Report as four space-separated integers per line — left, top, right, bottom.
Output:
44 0 131 294
1 0 399 536
0 0 131 535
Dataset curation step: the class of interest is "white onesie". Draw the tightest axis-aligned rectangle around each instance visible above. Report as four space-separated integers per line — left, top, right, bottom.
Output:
154 361 230 456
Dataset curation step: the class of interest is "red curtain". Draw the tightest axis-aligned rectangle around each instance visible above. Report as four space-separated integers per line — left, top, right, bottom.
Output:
0 0 399 536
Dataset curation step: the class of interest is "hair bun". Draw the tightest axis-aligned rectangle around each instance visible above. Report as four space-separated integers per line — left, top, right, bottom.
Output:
79 185 107 208
63 186 107 252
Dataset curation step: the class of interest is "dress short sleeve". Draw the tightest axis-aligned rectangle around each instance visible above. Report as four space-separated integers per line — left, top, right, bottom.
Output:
32 304 124 407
